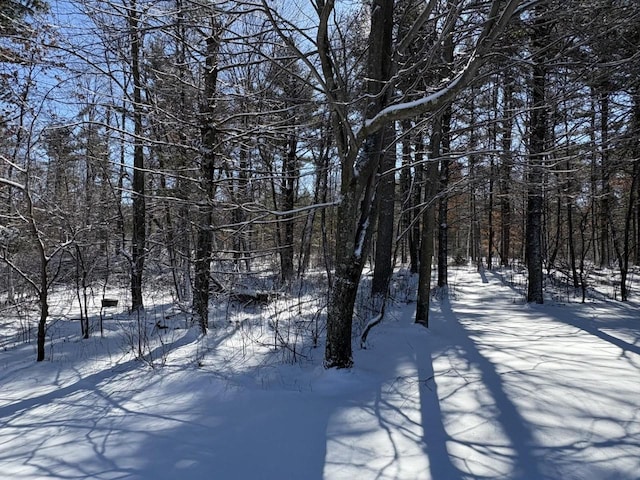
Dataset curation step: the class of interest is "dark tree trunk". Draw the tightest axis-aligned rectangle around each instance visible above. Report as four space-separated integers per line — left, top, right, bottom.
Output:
596 90 611 268
324 163 376 367
280 132 297 284
526 3 547 304
437 35 453 287
499 93 513 268
37 291 49 362
566 157 579 288
613 162 639 301
437 105 451 287
192 22 220 333
416 131 438 326
371 122 396 298
129 0 145 311
488 158 495 270
323 0 393 368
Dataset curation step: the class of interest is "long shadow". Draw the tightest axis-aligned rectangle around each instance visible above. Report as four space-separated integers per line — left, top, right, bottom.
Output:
0 368 333 480
561 312 640 357
339 319 467 480
433 294 546 479
414 325 467 480
489 269 640 357
0 322 208 420
0 308 335 480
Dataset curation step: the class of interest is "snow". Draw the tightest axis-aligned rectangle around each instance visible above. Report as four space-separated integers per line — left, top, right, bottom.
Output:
1 267 639 479
363 67 466 131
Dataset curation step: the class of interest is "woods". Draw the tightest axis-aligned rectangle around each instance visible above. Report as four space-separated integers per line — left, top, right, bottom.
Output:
1 0 639 365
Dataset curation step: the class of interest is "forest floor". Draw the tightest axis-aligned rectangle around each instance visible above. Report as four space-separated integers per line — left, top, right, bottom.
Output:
1 266 639 479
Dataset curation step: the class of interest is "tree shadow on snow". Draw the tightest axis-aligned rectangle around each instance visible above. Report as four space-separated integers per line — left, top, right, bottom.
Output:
416 294 546 480
0 304 311 480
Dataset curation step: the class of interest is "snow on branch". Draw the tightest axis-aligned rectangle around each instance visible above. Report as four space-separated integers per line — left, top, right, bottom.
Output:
360 0 525 139
0 177 26 191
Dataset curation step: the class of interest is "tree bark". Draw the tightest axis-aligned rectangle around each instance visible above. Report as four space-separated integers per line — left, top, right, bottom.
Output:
526 3 547 304
192 21 220 333
129 0 145 311
437 104 451 287
280 132 297 285
371 122 396 298
416 130 439 326
322 0 393 368
499 72 514 267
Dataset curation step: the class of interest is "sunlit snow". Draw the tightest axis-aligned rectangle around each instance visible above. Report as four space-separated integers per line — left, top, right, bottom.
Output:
1 267 638 479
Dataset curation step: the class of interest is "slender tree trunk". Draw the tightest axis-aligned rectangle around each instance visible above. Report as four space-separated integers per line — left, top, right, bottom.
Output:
469 156 482 267
280 132 297 284
192 21 220 333
633 95 640 266
499 75 513 267
416 131 438 326
26 189 50 362
37 290 49 362
467 93 482 268
526 3 547 304
437 34 454 286
566 157 579 288
547 195 561 272
116 102 127 254
437 105 451 287
601 89 612 269
488 158 495 270
129 0 145 311
371 122 396 298
613 163 638 301
399 120 422 273
399 120 413 267
298 131 329 276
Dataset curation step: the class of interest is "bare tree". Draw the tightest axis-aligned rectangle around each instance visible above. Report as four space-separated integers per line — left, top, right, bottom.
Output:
260 0 525 367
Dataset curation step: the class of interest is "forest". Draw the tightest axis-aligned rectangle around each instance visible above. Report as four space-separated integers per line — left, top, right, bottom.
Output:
1 0 639 369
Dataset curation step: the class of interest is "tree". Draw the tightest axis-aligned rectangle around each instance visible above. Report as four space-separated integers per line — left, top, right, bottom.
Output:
300 0 525 367
127 0 146 311
192 15 221 333
525 1 548 304
0 0 45 35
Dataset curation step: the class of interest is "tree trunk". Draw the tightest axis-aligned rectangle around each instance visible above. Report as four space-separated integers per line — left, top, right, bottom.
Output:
36 290 49 362
280 132 297 285
566 156 579 288
371 122 396 298
526 3 547 304
488 158 495 270
595 90 610 268
613 162 638 301
499 73 514 267
437 34 454 286
129 0 145 311
416 131 438 326
298 131 329 276
437 104 451 287
399 119 417 269
323 0 393 368
192 21 220 333
324 172 374 367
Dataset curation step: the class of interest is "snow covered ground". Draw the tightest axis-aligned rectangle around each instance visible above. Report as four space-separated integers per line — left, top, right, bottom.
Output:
1 267 639 479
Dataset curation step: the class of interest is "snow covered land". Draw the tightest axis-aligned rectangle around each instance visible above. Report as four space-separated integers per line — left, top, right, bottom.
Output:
1 266 639 479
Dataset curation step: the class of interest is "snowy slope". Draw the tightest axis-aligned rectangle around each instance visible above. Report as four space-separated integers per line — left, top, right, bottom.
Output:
1 267 639 479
